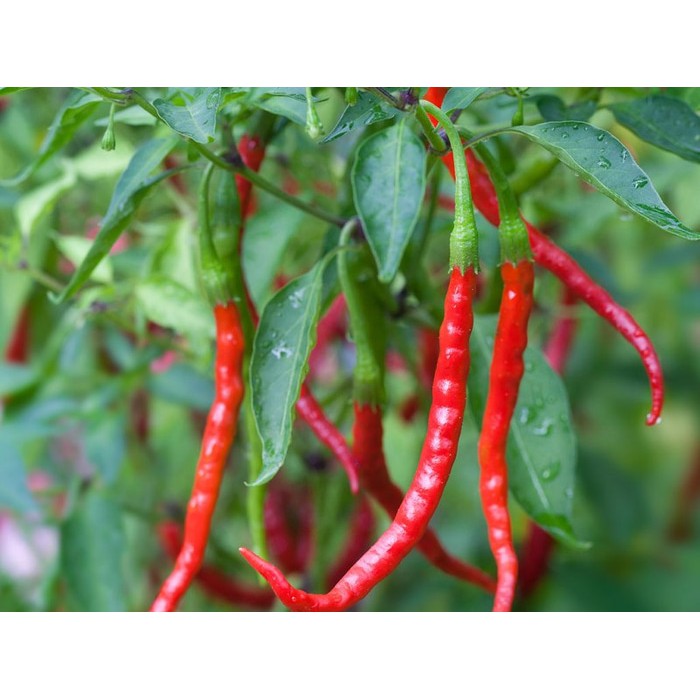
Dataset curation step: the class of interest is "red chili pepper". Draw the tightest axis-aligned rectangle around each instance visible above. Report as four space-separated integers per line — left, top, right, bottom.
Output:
296 384 360 493
5 307 30 363
463 149 663 426
543 286 578 375
236 134 266 219
352 403 495 593
479 259 534 611
427 86 663 427
240 266 479 610
157 521 274 609
151 301 245 612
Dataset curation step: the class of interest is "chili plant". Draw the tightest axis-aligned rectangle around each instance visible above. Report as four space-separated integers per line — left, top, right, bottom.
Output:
1 86 700 612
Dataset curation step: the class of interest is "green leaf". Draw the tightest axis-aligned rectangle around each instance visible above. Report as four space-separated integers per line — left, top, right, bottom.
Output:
3 90 102 185
60 490 126 611
94 104 157 127
152 88 221 144
54 137 178 303
148 363 214 411
242 197 305 306
249 88 308 126
442 87 489 114
0 437 38 513
84 413 126 485
251 255 337 485
55 235 113 284
512 122 700 240
609 95 700 163
135 276 214 345
15 168 77 239
469 316 585 548
352 121 427 282
0 362 39 395
322 91 399 143
536 95 596 122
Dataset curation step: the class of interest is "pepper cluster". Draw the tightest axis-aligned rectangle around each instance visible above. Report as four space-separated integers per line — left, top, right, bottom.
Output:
147 88 665 613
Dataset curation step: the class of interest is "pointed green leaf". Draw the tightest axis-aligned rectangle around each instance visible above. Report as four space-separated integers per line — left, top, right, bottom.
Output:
0 362 39 395
322 91 399 143
55 235 113 284
251 255 337 485
54 137 178 303
15 168 77 239
152 88 221 144
135 275 214 345
60 490 126 611
248 88 308 125
442 87 489 114
84 413 126 485
512 122 700 240
0 436 39 513
352 121 427 282
3 90 102 185
609 95 700 163
469 316 586 548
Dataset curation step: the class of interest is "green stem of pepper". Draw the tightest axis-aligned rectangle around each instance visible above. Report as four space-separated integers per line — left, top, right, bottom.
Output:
338 218 386 407
473 143 532 264
419 101 480 273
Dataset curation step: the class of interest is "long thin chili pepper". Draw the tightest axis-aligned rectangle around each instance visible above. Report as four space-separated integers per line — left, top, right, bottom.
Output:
426 87 664 426
338 211 493 592
240 102 481 611
296 385 360 493
424 90 527 611
157 522 274 609
519 285 578 598
352 403 496 593
151 165 246 612
472 146 533 612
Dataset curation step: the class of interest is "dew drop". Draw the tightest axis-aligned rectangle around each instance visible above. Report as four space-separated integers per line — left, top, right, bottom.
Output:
596 133 605 142
271 343 293 359
597 156 611 169
532 418 554 436
632 177 648 189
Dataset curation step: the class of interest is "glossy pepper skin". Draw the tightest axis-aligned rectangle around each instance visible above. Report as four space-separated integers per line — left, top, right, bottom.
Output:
427 85 663 427
151 302 245 612
353 403 495 593
461 148 664 427
240 266 478 611
157 522 274 609
296 384 360 493
479 260 534 611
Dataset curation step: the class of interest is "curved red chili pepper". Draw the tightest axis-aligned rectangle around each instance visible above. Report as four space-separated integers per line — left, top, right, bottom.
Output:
353 403 496 593
296 384 360 493
437 138 663 426
461 149 663 426
157 521 274 609
151 302 245 612
240 266 478 611
479 260 535 612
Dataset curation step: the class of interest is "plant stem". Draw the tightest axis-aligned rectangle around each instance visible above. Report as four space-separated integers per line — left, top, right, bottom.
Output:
362 87 403 110
414 104 449 154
